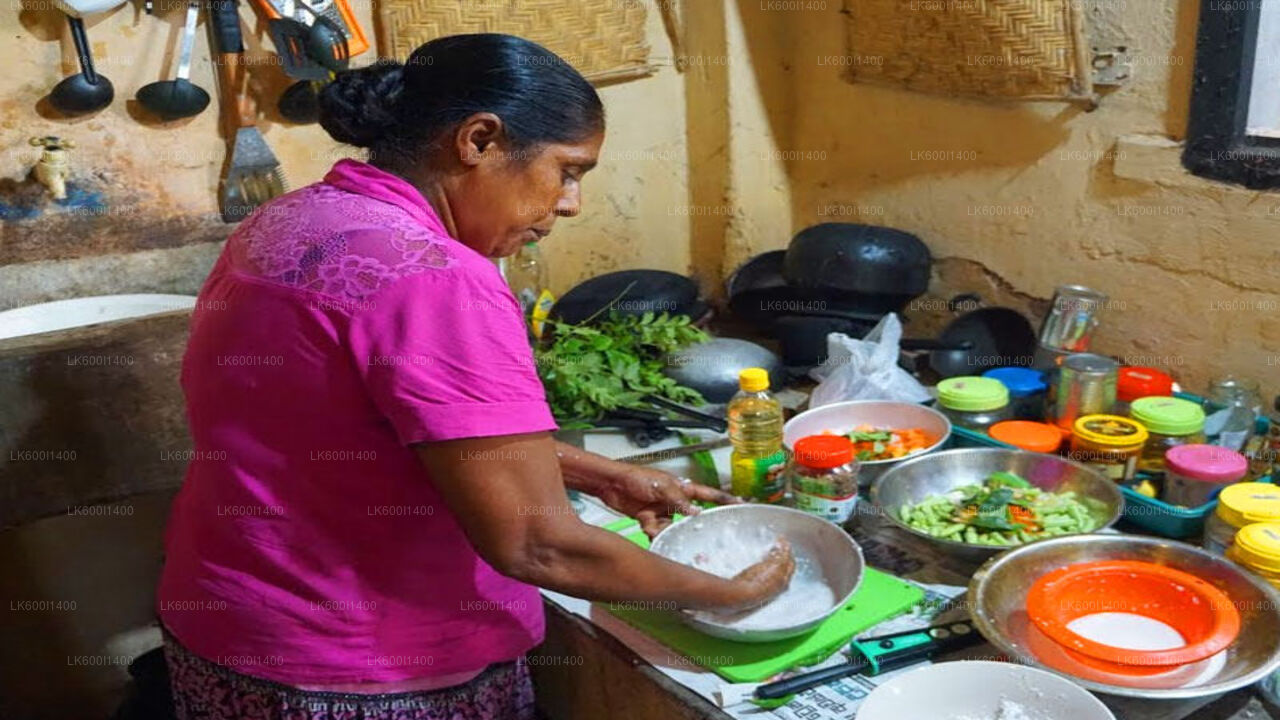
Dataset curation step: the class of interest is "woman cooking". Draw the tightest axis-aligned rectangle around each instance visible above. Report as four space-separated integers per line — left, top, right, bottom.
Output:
158 34 794 720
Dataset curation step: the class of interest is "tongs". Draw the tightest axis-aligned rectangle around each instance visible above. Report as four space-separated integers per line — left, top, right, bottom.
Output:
589 398 727 448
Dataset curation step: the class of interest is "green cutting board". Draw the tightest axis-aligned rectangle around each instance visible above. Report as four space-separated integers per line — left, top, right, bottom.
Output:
605 521 925 683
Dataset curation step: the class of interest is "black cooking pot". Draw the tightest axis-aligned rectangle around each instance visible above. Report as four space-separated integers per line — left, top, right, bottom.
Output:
783 224 931 315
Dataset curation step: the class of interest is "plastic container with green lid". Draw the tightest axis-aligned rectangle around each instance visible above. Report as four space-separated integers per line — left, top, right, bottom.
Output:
936 376 1011 432
1130 396 1207 475
1203 482 1280 555
1226 522 1280 589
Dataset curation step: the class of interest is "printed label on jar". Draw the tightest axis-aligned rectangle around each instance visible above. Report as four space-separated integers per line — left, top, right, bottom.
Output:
730 451 787 503
794 490 858 523
1084 455 1136 482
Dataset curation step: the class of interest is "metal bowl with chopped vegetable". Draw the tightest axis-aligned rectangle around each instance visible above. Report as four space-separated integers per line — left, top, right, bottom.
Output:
783 401 952 486
870 448 1124 562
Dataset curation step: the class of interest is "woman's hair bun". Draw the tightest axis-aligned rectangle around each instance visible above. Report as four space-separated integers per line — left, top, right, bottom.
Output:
319 61 406 148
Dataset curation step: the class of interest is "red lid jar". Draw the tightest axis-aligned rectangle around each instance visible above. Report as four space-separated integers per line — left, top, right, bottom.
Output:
794 435 854 469
1117 366 1174 404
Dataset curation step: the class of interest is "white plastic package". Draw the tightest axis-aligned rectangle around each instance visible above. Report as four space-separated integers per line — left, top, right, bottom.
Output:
808 313 932 408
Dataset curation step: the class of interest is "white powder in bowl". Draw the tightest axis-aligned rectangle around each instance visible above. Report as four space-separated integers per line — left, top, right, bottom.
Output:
661 516 837 630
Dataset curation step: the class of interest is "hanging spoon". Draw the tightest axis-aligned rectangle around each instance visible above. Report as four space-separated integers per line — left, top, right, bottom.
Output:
49 14 114 115
137 1 210 120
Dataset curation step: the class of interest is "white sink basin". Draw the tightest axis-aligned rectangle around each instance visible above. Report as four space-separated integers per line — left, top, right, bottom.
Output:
0 294 196 340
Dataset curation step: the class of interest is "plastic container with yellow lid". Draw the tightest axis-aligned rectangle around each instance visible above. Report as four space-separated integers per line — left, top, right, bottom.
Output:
1068 414 1149 482
1226 522 1280 589
1203 482 1280 555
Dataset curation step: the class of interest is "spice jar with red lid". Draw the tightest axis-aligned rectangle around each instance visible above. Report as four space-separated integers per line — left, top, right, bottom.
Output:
1115 366 1174 414
785 435 861 524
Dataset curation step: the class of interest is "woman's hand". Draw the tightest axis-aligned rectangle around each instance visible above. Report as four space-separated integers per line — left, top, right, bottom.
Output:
593 465 741 538
722 538 796 611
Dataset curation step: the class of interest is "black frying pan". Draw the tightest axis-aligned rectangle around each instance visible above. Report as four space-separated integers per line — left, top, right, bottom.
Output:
901 307 1037 377
550 270 706 325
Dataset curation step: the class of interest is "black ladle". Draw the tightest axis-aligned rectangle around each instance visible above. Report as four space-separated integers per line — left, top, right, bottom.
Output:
137 1 210 120
49 15 114 115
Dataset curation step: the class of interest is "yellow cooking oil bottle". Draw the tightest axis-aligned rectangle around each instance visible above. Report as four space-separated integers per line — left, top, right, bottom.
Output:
728 368 787 503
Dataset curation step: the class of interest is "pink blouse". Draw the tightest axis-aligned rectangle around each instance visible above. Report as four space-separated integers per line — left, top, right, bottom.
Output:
157 160 557 686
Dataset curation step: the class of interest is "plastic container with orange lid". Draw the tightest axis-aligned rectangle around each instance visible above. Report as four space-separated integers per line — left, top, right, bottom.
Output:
785 435 860 524
989 420 1063 454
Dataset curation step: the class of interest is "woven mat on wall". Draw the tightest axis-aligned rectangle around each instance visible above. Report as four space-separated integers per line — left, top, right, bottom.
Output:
378 0 653 84
843 0 1093 103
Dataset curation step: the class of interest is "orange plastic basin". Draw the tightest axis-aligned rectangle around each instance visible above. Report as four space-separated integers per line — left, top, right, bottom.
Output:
1026 560 1240 671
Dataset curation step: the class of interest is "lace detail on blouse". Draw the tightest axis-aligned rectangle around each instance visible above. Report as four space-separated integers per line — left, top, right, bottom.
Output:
225 184 453 300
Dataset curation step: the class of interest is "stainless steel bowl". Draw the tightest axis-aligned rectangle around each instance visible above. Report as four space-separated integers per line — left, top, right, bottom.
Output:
649 504 865 642
870 448 1124 562
969 534 1280 699
783 400 952 486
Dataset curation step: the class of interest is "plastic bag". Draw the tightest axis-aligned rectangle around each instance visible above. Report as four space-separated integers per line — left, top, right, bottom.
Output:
808 313 932 408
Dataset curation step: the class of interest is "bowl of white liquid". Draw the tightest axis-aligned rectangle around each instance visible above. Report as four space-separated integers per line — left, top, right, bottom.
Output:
969 534 1280 699
649 504 864 642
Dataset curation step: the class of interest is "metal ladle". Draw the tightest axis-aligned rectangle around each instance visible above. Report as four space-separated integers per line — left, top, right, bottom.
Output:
49 15 114 115
137 1 210 120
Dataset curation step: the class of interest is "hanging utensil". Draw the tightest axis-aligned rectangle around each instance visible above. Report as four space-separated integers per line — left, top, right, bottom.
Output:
49 15 114 115
293 0 348 73
266 16 330 80
137 2 210 120
208 0 286 222
753 619 984 701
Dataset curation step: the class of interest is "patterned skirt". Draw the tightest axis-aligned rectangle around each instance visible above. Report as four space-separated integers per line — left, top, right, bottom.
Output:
163 633 536 720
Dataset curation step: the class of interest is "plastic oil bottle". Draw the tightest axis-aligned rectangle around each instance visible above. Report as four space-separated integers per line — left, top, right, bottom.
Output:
499 242 555 339
728 368 787 503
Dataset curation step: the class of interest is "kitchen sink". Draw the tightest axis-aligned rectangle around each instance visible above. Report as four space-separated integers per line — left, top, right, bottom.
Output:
0 294 196 341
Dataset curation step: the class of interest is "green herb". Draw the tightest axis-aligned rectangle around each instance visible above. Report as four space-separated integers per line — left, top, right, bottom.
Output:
535 311 708 421
988 471 1031 489
849 430 892 443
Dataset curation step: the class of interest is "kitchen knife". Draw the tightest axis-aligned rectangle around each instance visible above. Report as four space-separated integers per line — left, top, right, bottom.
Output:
753 619 984 700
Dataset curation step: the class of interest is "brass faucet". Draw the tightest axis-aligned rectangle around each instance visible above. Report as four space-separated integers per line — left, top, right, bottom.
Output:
29 136 76 200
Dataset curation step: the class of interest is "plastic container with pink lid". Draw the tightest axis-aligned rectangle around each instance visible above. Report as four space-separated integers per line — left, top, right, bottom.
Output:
1164 444 1248 508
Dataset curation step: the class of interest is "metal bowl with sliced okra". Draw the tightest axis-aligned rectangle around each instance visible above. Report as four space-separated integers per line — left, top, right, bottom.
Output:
871 448 1125 562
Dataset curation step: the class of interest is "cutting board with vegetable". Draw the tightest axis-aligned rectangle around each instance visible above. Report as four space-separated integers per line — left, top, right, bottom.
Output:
605 521 925 683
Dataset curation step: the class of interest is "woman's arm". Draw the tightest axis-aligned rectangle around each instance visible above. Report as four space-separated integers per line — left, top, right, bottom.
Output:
554 440 741 536
415 432 792 610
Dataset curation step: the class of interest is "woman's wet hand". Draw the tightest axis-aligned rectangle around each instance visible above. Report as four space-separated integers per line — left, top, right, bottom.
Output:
725 537 795 610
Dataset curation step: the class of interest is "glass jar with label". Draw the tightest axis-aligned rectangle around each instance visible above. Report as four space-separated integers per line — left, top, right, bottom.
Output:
785 435 860 525
1068 414 1149 482
1129 396 1207 475
936 376 1012 432
1225 522 1280 589
1203 482 1280 555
